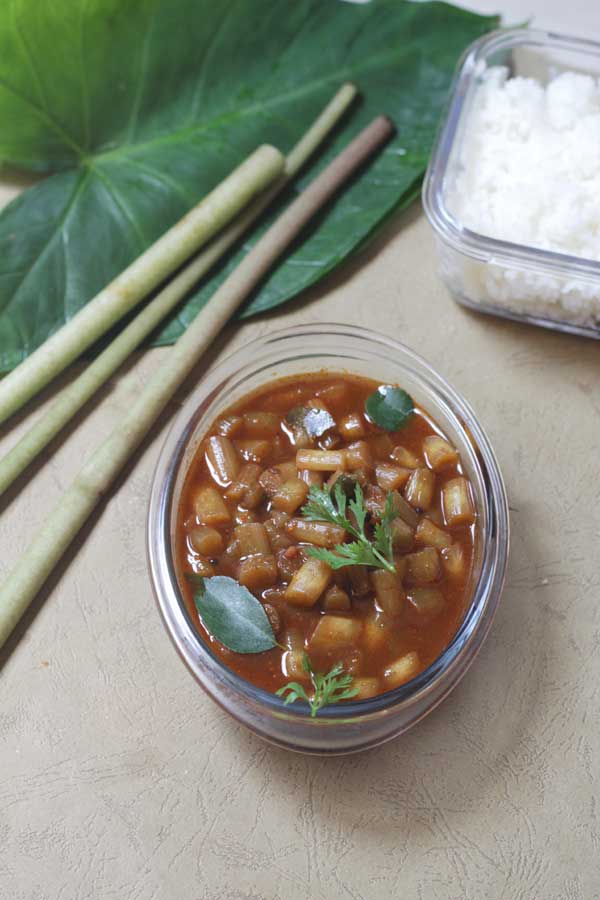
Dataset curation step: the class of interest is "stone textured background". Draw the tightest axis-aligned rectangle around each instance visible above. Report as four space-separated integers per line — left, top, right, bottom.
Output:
2 2 599 897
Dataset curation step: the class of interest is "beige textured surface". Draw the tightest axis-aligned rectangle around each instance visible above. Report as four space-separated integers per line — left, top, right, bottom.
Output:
2 5 600 898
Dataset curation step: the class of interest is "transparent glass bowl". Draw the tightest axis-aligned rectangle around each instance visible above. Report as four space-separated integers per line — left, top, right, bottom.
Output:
423 28 600 339
147 324 509 754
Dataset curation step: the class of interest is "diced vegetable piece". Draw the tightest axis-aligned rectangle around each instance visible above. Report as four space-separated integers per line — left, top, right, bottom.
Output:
235 439 272 463
390 445 420 468
406 547 440 583
242 411 280 437
193 486 230 526
370 569 404 616
269 387 307 413
407 587 445 619
262 602 282 638
258 467 282 497
190 556 215 577
322 584 351 611
217 415 244 438
308 614 362 649
390 517 415 551
284 629 303 651
343 649 362 675
352 677 380 699
205 435 240 486
442 545 467 579
338 413 366 441
271 479 309 514
277 461 298 481
296 449 347 471
264 511 292 550
188 525 225 557
285 559 332 607
276 546 305 580
346 441 373 471
226 462 264 508
369 433 394 459
287 518 347 547
234 509 257 525
389 491 419 528
262 586 287 604
363 618 390 653
318 432 342 451
384 652 420 688
364 484 386 517
233 522 271 557
393 556 408 581
315 382 349 404
299 468 323 487
415 517 452 550
404 467 435 510
283 649 308 680
442 477 475 526
238 554 279 590
422 435 459 471
347 566 370 597
375 463 411 492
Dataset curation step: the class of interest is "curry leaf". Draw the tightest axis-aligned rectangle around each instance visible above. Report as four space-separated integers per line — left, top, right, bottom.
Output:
193 575 277 654
0 0 498 372
365 386 414 431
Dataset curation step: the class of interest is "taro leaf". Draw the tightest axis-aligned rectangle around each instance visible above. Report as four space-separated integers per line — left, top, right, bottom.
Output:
286 405 335 439
193 575 277 654
0 0 499 372
365 385 414 430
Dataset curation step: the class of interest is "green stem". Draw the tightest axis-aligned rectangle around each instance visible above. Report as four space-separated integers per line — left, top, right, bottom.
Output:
0 84 358 497
0 145 284 426
0 114 394 651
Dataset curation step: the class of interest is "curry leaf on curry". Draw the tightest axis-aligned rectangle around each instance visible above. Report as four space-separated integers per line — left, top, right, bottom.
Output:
192 575 277 654
0 0 499 372
365 386 414 431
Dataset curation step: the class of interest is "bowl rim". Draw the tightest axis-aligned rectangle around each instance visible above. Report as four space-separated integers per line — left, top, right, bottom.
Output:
147 322 509 724
422 26 600 285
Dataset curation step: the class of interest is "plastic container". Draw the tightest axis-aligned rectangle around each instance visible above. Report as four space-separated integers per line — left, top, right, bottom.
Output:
147 324 509 754
423 28 600 339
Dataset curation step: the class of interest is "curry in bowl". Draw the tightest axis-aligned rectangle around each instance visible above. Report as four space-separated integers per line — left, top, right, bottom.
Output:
174 372 476 716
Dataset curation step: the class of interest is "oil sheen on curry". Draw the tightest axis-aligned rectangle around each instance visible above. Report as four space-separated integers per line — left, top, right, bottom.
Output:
175 373 476 708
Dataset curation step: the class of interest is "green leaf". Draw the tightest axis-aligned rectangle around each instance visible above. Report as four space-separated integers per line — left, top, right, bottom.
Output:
0 0 498 372
365 386 415 431
302 481 396 571
277 653 358 716
193 575 277 654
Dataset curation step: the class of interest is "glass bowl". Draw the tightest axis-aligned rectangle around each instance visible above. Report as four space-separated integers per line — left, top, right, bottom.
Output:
147 324 509 754
423 28 600 339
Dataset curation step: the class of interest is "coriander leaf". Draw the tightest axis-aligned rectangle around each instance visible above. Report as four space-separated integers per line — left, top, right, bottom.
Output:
276 682 311 707
0 1 499 372
301 483 396 572
373 492 396 562
302 484 355 535
193 575 277 654
307 542 385 571
365 386 414 431
277 653 358 716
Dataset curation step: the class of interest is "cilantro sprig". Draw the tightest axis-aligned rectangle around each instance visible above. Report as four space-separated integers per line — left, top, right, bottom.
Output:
276 653 358 716
301 481 396 572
